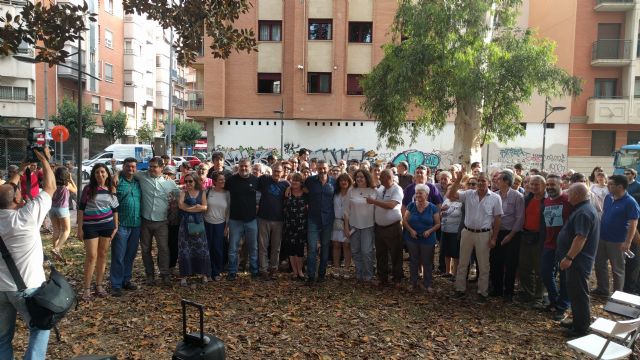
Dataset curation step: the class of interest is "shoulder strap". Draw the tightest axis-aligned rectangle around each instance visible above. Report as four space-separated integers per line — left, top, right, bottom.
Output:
0 236 27 291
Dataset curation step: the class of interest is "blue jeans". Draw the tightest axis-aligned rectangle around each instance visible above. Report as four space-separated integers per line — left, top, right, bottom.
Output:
205 221 226 277
307 220 332 280
0 289 51 360
228 219 258 275
540 247 570 311
110 225 141 289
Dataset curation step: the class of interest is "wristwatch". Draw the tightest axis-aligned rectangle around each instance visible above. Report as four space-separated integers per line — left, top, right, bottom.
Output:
565 255 574 261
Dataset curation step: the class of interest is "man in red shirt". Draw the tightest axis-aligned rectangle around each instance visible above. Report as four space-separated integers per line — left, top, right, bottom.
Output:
518 175 546 305
20 161 43 200
541 174 572 320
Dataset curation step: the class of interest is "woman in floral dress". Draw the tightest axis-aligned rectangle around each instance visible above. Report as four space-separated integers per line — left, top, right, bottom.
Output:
178 173 211 286
284 173 307 281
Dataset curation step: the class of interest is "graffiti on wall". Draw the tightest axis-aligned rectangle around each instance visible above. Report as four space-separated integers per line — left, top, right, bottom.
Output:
491 147 567 174
390 149 456 173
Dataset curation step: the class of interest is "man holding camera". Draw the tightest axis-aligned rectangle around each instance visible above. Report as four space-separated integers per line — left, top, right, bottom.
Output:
0 148 55 359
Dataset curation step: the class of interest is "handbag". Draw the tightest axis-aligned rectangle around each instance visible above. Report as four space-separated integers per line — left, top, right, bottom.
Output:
333 218 344 231
187 220 205 236
0 236 76 341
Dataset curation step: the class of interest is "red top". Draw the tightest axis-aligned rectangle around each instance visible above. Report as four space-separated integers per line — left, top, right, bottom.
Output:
523 198 541 232
20 170 43 199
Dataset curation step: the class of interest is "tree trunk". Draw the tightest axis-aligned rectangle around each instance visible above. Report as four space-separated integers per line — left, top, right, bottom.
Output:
452 100 482 169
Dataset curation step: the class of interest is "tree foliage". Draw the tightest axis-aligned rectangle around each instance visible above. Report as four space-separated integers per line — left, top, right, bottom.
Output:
136 121 154 144
175 120 202 147
102 111 128 143
0 0 255 66
50 98 96 138
361 0 582 164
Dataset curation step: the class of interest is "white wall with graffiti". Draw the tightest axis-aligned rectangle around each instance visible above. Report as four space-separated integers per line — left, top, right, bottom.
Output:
207 119 569 174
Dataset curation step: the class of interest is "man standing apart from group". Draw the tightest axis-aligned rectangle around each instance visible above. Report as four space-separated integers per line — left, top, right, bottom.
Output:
110 157 141 296
447 169 502 303
558 183 600 338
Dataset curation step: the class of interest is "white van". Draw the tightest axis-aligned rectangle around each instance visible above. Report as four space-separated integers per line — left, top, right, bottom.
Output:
82 144 154 179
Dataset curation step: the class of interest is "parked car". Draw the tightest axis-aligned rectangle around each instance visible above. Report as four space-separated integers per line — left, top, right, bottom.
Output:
194 152 209 162
82 159 123 182
182 155 201 168
172 156 187 168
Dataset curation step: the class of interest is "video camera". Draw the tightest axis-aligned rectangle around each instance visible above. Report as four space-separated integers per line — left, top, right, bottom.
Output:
26 127 54 163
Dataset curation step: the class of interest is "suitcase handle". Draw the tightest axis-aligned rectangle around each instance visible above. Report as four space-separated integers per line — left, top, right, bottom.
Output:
181 299 205 346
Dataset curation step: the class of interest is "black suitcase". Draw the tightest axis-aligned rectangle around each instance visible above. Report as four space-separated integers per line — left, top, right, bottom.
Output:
172 299 225 360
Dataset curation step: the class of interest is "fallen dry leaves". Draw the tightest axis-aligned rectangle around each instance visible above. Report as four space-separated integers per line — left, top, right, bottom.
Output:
8 235 635 359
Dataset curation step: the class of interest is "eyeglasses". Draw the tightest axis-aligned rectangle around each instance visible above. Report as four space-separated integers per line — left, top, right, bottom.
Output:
284 167 292 171
185 180 194 184
467 182 478 186
625 172 632 175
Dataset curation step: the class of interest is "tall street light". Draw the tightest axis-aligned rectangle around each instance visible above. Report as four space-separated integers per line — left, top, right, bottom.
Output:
15 39 101 195
273 99 284 158
541 96 566 171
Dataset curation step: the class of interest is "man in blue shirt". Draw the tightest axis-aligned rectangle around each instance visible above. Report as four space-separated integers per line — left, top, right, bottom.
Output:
304 160 335 284
625 168 640 200
593 174 640 296
624 168 640 294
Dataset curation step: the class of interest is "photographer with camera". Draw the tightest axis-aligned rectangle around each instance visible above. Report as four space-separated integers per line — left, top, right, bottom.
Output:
0 147 55 359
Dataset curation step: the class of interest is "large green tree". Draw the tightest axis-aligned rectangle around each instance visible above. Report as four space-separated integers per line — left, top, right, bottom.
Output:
136 121 154 144
102 111 128 143
0 0 256 66
50 97 96 138
175 120 202 147
361 0 582 167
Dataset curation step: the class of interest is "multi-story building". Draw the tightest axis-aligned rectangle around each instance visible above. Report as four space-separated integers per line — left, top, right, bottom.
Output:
187 0 574 173
565 0 640 173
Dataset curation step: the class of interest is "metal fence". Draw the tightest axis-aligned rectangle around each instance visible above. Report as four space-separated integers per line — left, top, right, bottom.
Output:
0 137 28 172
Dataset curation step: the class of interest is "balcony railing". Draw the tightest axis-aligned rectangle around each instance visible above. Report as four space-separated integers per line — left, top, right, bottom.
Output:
124 48 137 55
186 90 204 111
57 61 87 80
592 39 632 61
0 94 35 102
594 0 635 11
595 0 634 4
172 96 185 108
0 0 29 6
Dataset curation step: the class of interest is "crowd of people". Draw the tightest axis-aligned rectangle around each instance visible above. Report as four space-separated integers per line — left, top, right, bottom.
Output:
2 146 640 357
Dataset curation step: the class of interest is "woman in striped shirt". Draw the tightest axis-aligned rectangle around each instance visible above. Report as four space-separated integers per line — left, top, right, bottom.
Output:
78 163 119 301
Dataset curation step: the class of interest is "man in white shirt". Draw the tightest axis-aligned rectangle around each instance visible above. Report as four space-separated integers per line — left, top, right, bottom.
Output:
367 169 404 287
0 148 55 359
446 169 502 303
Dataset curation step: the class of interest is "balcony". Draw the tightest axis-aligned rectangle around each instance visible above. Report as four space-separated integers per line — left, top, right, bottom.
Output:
586 97 640 124
57 60 87 81
0 94 34 102
172 96 185 109
591 39 632 66
186 90 204 111
594 0 635 12
0 0 29 6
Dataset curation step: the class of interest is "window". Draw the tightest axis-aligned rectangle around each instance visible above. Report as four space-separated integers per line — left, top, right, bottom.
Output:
105 98 113 112
105 30 113 49
628 131 640 145
92 96 100 113
307 72 331 93
635 77 640 98
105 0 113 13
105 63 113 82
349 22 372 43
594 78 617 98
90 51 96 64
258 21 282 41
156 55 161 68
346 74 364 95
124 40 133 54
591 130 616 156
0 86 28 100
308 19 332 40
257 73 281 93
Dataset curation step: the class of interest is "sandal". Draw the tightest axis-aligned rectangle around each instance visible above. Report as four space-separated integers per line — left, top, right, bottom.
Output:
82 288 92 301
51 249 65 263
94 286 108 298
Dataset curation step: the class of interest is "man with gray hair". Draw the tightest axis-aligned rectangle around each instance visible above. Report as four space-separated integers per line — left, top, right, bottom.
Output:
557 183 600 338
518 174 546 305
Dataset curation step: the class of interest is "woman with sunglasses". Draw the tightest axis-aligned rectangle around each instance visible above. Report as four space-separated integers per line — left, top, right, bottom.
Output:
177 173 211 286
78 163 119 301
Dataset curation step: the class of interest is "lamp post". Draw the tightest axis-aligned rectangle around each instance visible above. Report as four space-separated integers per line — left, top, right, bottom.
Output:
273 99 284 158
15 42 100 195
541 97 566 171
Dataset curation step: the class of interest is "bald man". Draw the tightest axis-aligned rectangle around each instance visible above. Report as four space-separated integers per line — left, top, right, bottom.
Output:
557 183 600 338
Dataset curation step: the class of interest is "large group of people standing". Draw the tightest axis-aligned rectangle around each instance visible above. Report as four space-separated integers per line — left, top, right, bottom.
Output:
3 145 640 358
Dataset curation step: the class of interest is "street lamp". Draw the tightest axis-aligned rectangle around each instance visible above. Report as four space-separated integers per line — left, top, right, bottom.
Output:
273 99 284 158
15 40 101 195
541 97 566 171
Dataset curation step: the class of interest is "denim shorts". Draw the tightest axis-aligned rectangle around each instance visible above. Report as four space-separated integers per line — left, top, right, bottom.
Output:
49 207 70 218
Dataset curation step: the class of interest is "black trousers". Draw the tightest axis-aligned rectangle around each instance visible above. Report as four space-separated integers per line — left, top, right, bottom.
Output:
437 230 446 272
489 230 521 296
566 264 591 333
624 242 640 294
168 224 179 269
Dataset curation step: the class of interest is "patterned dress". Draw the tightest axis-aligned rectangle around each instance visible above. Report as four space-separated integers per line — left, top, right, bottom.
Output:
283 194 308 257
178 191 212 277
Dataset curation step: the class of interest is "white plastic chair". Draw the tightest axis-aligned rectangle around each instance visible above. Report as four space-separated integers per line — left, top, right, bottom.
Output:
611 291 640 308
590 317 638 347
567 317 640 359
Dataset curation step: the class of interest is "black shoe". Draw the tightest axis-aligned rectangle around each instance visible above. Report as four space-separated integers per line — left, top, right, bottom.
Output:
145 277 156 286
452 291 466 299
559 318 573 329
251 273 260 279
227 273 237 281
476 294 488 304
316 277 326 284
564 328 588 339
123 281 138 290
503 294 513 303
261 273 272 282
590 288 610 297
161 276 171 286
489 291 503 298
553 310 567 322
305 278 316 286
111 288 123 297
